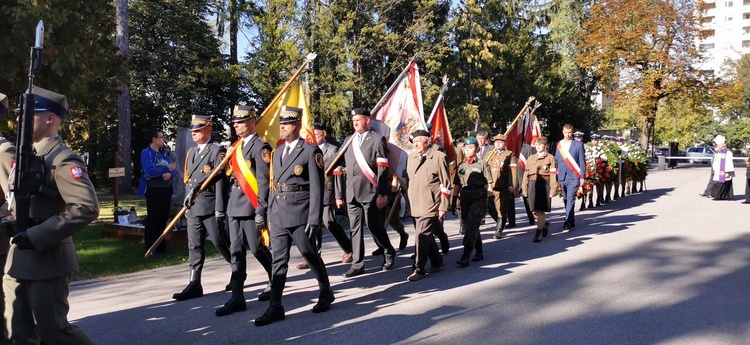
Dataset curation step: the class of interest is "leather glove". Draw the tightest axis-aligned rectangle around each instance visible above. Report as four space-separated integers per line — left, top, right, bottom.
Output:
215 210 226 221
183 194 194 208
304 224 320 238
254 213 266 226
11 231 35 250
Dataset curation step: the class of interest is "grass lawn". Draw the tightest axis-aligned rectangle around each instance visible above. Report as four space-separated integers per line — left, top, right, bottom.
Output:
72 191 219 281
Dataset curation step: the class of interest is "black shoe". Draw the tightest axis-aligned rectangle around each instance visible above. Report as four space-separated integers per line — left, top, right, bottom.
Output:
224 283 231 292
371 247 384 256
255 304 285 326
215 293 247 317
427 261 445 273
312 291 335 313
493 230 503 239
743 201 750 204
563 221 572 230
506 223 516 228
471 253 484 262
343 267 365 278
172 282 203 301
382 251 395 270
533 230 542 243
542 222 550 237
399 233 409 250
456 257 470 268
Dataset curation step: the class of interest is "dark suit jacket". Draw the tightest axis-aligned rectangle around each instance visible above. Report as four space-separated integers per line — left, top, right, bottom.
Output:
227 135 271 218
553 139 586 181
341 129 390 203
269 138 324 228
185 142 227 217
319 141 343 206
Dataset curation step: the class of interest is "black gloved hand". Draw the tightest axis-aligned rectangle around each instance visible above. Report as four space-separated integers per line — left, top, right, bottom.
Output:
254 213 266 226
215 210 226 221
11 231 35 250
304 224 320 238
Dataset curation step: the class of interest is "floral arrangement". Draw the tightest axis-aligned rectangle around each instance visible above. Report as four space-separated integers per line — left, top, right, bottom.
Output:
586 143 615 184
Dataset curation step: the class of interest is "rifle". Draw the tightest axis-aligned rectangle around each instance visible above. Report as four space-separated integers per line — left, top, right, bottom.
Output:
9 21 46 236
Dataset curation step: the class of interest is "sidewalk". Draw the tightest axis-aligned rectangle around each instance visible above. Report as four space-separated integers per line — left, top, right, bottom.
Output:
69 164 750 345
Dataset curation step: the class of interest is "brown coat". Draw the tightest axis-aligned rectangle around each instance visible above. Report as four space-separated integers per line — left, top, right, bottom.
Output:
405 145 452 218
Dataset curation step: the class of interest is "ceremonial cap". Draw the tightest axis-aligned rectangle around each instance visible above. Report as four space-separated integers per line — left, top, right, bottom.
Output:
279 105 302 123
15 86 68 119
591 134 601 140
189 115 213 130
409 129 430 143
0 93 7 116
351 108 371 117
615 137 624 142
537 137 549 145
573 131 584 138
313 122 326 131
493 133 507 141
232 105 256 122
464 137 478 146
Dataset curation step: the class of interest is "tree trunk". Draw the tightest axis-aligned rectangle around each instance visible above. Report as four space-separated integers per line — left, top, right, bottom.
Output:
116 0 133 193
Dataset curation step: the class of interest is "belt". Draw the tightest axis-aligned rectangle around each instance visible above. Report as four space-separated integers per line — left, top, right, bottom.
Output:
275 184 310 192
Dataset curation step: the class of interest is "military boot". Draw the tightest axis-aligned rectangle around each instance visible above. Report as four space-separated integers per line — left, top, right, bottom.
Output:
533 229 543 243
492 219 505 239
456 248 471 267
173 270 203 301
472 240 484 262
216 280 247 317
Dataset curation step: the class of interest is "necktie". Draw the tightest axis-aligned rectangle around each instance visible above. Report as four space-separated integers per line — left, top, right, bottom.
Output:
282 145 291 166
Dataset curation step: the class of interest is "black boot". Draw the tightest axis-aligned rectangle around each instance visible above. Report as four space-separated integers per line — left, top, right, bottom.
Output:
533 229 543 243
215 280 247 317
173 270 203 301
541 221 550 237
398 232 409 250
255 303 285 326
493 220 504 239
587 195 594 208
472 241 484 262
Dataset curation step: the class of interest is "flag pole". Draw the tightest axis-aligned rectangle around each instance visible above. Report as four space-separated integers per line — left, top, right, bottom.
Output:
503 96 536 137
426 75 449 124
257 53 317 120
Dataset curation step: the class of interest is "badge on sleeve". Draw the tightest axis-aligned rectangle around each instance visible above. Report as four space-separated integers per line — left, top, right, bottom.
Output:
262 149 271 164
203 165 212 173
315 153 324 169
70 166 85 179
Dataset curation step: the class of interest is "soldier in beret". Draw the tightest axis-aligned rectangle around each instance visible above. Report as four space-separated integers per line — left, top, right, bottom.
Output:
173 114 232 302
335 108 397 278
255 106 333 326
3 87 98 343
403 130 448 281
216 106 274 316
454 137 492 267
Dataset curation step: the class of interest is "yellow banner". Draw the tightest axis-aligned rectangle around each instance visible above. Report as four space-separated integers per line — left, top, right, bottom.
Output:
256 78 317 149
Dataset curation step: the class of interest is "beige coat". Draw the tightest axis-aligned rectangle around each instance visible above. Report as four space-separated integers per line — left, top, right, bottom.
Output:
406 145 452 218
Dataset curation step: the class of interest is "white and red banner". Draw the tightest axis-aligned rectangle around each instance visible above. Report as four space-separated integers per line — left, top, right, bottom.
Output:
369 61 425 177
506 105 541 168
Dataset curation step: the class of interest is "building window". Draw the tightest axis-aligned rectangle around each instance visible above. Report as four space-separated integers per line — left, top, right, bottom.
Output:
727 16 734 21
727 1 733 7
742 40 750 47
744 13 750 19
745 0 750 5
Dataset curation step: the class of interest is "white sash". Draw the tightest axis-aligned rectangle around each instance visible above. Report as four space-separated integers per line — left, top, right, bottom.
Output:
353 133 378 187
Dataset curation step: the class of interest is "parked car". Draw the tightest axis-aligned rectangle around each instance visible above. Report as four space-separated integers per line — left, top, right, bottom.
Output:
686 146 714 164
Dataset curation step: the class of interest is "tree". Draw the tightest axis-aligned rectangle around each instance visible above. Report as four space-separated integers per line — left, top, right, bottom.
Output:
577 0 708 148
116 0 132 192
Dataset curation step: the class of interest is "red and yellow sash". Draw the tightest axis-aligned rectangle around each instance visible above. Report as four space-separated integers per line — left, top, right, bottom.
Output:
230 140 260 209
556 141 581 179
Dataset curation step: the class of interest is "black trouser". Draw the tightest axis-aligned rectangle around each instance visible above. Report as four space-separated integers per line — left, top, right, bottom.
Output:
461 189 487 254
144 187 171 253
309 205 352 255
186 213 231 271
228 217 272 282
270 223 330 303
348 199 394 270
486 195 498 222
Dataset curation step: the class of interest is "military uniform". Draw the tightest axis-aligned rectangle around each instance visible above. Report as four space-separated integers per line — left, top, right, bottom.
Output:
173 115 232 301
255 106 332 326
484 134 517 238
404 133 449 281
218 110 274 315
314 136 352 257
523 139 558 242
454 139 492 266
3 87 97 344
338 108 396 277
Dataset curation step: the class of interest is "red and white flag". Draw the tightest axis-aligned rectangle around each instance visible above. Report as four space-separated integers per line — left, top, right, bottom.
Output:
506 105 541 169
426 93 456 163
369 61 425 176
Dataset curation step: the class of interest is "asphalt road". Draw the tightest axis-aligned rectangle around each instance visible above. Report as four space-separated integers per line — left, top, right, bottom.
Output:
69 163 750 345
